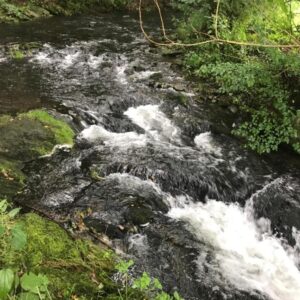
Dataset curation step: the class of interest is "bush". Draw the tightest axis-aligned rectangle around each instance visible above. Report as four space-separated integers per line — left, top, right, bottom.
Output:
185 47 300 153
175 0 300 154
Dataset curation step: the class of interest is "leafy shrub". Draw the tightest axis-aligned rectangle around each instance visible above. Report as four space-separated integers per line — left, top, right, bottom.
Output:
115 259 184 300
182 36 300 153
173 0 300 154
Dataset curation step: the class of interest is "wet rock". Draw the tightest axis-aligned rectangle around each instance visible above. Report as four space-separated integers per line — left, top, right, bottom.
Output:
124 203 154 225
253 175 300 245
0 111 73 199
149 72 163 81
173 83 186 92
84 218 126 239
228 105 238 114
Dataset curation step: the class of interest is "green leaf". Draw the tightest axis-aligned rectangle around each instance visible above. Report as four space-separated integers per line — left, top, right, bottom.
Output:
115 260 134 274
8 208 21 218
18 292 40 300
153 278 163 290
0 200 8 213
20 273 49 294
173 291 184 300
0 268 14 299
0 225 6 237
155 291 171 300
11 225 27 250
132 272 151 290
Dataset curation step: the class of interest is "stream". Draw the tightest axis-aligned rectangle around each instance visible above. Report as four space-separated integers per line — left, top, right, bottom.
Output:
1 12 300 300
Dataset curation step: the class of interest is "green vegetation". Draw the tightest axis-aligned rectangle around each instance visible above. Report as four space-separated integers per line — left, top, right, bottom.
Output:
172 0 300 154
22 110 75 146
0 0 132 22
115 259 183 300
0 200 182 299
0 110 74 198
8 43 42 60
0 199 119 299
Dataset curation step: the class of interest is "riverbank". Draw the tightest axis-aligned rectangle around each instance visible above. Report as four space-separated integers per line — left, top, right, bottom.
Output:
0 0 128 23
167 0 300 155
0 108 180 299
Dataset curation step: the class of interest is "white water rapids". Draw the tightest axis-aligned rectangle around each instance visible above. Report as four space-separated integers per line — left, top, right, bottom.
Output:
79 104 300 300
29 40 300 299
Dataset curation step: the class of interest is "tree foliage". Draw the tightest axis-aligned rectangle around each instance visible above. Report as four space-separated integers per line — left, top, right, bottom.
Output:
173 0 300 153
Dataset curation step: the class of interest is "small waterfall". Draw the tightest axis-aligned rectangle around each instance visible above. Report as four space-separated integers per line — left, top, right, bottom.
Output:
7 15 299 299
168 191 300 300
78 104 300 300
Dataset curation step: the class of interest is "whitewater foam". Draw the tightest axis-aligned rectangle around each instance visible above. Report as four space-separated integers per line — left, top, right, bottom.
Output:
79 125 147 149
124 105 181 144
168 194 300 300
90 171 300 300
194 132 222 156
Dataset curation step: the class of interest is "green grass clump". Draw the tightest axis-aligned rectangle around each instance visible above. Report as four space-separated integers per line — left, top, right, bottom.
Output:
0 199 182 299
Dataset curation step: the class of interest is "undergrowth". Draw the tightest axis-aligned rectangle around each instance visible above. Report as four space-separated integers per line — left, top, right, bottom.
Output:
0 199 183 299
0 0 132 22
173 0 300 154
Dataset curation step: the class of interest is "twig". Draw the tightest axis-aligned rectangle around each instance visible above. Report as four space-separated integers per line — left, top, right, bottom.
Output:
138 0 300 49
215 0 221 38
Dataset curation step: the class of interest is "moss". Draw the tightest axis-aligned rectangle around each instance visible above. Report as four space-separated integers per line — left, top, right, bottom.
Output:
0 159 25 183
19 213 121 299
0 203 152 299
22 110 75 146
0 0 132 23
0 110 75 198
5 42 42 59
0 115 12 125
9 48 24 59
0 159 26 199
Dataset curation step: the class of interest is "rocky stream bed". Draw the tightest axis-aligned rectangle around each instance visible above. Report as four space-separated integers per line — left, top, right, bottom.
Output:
0 12 300 300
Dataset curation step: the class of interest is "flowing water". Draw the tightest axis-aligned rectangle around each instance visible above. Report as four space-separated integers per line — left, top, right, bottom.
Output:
0 13 300 300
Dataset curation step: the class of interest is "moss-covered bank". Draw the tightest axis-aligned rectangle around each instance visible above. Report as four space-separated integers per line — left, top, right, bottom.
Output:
0 199 145 299
0 109 74 198
0 0 132 23
0 212 118 299
0 201 181 299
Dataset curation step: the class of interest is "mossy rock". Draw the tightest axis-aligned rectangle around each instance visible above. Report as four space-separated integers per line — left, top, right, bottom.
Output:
0 110 75 198
5 42 43 59
21 110 75 147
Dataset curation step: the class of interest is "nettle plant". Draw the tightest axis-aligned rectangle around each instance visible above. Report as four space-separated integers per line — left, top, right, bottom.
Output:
0 200 51 300
115 260 184 300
